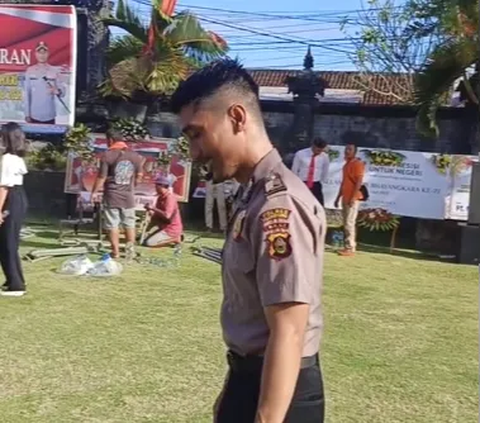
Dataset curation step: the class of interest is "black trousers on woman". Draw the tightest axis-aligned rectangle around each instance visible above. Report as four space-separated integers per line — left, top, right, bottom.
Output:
215 351 325 423
0 186 27 292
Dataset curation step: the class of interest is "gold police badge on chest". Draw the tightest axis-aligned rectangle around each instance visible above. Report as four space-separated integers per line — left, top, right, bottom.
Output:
232 210 247 241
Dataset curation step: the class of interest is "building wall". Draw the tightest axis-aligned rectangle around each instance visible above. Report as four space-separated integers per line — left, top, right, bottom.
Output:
146 107 471 155
264 110 469 154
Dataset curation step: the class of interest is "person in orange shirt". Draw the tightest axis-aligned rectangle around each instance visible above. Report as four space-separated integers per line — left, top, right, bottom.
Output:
334 143 365 256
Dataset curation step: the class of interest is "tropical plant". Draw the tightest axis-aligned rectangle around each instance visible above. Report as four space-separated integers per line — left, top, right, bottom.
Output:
100 0 228 100
64 123 95 163
413 0 479 138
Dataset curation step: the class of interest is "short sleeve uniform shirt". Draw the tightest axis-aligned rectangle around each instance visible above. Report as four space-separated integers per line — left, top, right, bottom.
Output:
221 149 326 357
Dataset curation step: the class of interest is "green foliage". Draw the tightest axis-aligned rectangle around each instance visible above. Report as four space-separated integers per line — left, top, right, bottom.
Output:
100 0 228 99
26 144 67 172
157 136 190 167
340 0 442 103
110 118 150 141
327 149 340 162
64 124 94 163
362 149 406 166
411 0 479 138
414 39 478 138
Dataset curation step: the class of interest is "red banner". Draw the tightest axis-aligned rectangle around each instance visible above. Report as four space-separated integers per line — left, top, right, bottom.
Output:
64 135 192 207
0 5 77 131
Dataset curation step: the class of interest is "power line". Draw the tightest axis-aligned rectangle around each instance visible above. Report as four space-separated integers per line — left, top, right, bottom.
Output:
197 16 354 54
177 4 404 21
123 0 364 70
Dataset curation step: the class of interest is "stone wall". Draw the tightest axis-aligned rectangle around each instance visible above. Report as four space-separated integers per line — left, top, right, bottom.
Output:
146 107 470 155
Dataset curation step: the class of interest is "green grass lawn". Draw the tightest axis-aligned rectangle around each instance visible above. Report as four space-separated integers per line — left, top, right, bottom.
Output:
0 228 477 423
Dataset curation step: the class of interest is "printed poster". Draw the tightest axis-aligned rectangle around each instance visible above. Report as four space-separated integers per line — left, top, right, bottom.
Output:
64 135 192 208
322 146 450 219
444 156 478 220
0 5 77 133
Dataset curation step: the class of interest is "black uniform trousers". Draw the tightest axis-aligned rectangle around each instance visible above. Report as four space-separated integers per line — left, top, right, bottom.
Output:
309 181 324 206
0 186 27 292
215 352 325 423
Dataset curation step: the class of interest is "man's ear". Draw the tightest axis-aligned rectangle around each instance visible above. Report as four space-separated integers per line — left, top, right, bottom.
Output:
227 104 247 134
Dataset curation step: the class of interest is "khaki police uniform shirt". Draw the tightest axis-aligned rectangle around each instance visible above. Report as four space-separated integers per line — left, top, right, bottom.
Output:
221 148 325 357
24 63 65 122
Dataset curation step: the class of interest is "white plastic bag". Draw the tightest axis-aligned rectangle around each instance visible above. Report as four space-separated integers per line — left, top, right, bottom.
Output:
58 255 94 276
87 254 123 277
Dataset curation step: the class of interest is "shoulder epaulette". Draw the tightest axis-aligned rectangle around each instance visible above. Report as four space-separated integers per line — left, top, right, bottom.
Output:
264 172 287 197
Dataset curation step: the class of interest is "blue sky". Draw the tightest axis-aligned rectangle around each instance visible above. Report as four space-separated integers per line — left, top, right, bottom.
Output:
128 0 370 70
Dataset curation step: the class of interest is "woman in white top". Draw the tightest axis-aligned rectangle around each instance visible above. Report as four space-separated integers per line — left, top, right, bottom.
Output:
0 123 28 297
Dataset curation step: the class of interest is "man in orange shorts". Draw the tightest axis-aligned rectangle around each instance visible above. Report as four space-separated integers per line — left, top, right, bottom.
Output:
334 143 365 256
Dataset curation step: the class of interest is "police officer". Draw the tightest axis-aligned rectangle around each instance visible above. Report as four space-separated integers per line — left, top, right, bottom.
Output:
171 59 326 423
24 41 65 124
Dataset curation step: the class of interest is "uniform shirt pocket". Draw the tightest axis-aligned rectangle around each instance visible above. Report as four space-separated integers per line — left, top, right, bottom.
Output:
224 238 255 274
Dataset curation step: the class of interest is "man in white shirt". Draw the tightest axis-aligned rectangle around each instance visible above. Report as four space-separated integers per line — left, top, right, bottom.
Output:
291 138 329 206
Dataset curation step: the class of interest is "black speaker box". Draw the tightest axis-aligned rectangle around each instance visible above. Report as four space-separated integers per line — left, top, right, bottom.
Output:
468 163 480 225
458 223 480 265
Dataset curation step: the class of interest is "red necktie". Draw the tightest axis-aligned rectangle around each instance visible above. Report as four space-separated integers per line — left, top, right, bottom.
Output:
306 154 316 189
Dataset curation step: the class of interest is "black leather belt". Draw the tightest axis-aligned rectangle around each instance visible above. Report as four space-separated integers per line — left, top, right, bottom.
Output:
227 350 318 373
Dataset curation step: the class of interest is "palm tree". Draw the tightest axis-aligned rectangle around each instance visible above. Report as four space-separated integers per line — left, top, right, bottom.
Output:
413 0 479 141
99 0 228 101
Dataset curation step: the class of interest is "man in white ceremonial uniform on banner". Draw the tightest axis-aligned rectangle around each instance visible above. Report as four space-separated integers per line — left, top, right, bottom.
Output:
23 41 66 125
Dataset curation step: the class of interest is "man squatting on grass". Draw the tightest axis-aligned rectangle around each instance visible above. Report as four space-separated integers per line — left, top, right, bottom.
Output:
170 58 326 423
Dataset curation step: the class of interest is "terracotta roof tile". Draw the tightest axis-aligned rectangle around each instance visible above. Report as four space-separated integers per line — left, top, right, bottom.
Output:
247 69 414 106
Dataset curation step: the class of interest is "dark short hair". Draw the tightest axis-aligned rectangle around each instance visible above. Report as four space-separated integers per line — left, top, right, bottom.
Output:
346 143 358 153
170 58 261 116
313 138 327 149
106 128 124 142
2 122 27 157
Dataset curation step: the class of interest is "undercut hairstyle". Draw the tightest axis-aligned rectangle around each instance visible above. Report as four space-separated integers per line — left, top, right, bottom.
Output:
313 137 327 149
170 58 262 118
2 122 27 157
